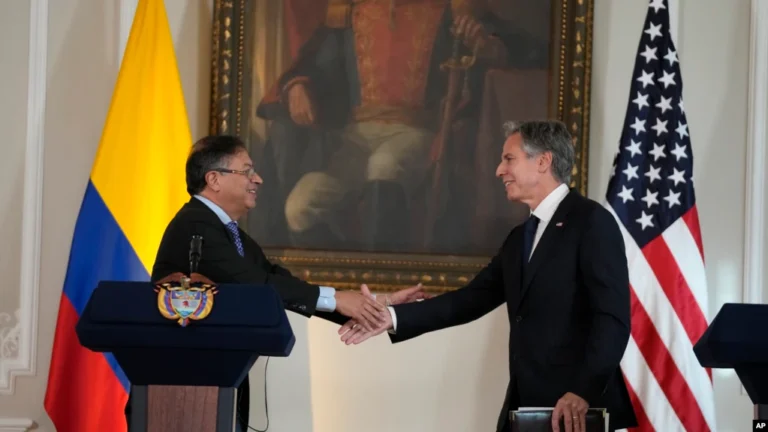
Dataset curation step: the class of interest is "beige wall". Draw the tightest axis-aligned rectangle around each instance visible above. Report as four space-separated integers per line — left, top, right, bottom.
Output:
0 0 764 431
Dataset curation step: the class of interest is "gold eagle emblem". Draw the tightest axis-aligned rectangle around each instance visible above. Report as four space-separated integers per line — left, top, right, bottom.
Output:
155 276 217 327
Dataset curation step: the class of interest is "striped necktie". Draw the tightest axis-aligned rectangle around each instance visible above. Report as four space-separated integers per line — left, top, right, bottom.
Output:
226 221 244 256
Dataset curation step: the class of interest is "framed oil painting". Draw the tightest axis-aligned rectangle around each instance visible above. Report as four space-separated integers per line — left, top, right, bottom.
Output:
209 0 593 292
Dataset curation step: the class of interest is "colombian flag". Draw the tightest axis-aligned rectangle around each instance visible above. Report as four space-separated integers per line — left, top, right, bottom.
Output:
43 0 191 430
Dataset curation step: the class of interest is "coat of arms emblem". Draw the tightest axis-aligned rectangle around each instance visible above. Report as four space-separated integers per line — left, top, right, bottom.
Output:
155 276 217 327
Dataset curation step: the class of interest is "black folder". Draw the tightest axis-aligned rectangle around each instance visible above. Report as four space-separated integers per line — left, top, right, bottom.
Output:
510 408 608 432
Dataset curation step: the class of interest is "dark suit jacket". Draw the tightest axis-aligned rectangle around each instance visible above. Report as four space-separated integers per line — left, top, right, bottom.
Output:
148 197 348 429
388 190 638 431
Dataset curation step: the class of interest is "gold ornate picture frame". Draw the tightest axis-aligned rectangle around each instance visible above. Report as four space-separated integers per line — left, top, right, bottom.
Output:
208 0 593 293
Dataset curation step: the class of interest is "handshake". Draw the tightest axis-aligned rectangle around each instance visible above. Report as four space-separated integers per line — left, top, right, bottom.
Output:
334 283 430 345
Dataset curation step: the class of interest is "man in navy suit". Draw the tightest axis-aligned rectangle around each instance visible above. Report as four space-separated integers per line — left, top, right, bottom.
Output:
340 120 638 432
141 135 426 432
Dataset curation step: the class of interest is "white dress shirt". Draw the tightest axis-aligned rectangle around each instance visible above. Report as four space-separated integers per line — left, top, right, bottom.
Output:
527 183 570 260
388 183 570 332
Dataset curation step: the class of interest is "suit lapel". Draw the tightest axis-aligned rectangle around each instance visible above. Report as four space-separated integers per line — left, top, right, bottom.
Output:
187 198 234 249
519 191 579 301
238 225 257 262
188 199 249 259
505 227 525 310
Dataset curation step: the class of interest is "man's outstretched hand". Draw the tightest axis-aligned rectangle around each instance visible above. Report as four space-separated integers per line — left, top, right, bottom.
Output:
338 283 431 345
334 286 388 332
339 306 393 345
374 283 431 306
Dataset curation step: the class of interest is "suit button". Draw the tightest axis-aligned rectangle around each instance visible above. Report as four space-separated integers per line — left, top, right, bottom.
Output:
515 315 522 322
512 353 518 361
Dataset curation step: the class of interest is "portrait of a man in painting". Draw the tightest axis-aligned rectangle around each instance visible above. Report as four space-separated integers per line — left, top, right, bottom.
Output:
210 0 591 290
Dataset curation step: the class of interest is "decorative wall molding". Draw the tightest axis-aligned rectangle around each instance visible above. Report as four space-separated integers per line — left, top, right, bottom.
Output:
0 0 46 394
0 418 34 432
743 0 768 305
0 310 21 376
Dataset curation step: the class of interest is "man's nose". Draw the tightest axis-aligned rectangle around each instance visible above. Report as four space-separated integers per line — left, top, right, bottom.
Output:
251 172 263 184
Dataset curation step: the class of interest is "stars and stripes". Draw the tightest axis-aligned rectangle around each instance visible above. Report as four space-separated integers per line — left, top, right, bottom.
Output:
604 0 716 431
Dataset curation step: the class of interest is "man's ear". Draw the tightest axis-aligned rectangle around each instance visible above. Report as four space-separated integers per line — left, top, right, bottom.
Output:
204 171 220 192
537 151 553 173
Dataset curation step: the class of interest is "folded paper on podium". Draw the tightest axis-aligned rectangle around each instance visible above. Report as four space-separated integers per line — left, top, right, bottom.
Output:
76 279 295 432
510 408 608 432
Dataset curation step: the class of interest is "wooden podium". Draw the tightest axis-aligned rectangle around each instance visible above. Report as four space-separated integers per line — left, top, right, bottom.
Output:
128 385 234 432
75 279 295 432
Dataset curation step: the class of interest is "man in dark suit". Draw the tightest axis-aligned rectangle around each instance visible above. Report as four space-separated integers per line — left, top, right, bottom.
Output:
143 135 426 431
339 120 638 432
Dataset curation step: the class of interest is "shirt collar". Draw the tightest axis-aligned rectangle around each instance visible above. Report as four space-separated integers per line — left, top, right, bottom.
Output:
194 195 233 225
530 183 570 223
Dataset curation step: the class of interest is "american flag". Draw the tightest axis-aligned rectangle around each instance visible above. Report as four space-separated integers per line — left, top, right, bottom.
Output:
604 0 716 431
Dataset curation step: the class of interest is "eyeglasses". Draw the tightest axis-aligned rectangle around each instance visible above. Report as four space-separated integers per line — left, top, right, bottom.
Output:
211 168 256 177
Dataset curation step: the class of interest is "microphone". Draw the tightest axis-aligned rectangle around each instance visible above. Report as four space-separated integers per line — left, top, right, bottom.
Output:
189 235 203 275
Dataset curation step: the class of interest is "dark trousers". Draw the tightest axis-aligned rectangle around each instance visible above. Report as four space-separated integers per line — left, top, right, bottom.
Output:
496 377 520 432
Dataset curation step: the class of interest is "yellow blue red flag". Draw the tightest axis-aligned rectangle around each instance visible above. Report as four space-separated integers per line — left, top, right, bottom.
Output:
44 0 191 429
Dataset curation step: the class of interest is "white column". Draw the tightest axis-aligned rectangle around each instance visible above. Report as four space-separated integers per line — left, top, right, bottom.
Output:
743 0 768 305
0 0 46 403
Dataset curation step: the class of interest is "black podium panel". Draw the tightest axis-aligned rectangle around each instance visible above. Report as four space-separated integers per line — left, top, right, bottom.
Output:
694 302 768 418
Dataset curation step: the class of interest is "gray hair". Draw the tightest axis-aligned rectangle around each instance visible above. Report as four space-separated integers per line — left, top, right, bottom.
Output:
502 120 575 184
186 135 248 195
